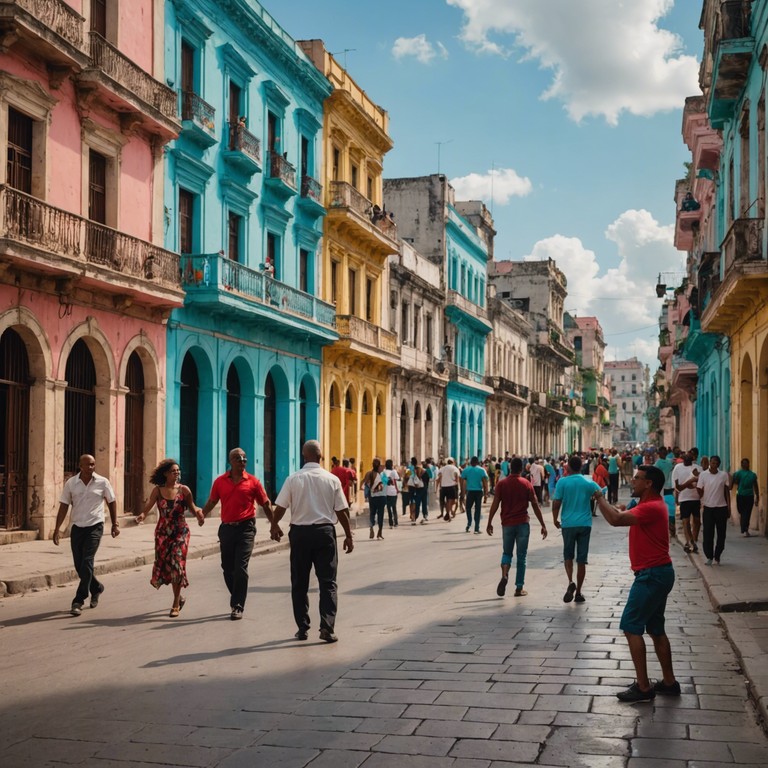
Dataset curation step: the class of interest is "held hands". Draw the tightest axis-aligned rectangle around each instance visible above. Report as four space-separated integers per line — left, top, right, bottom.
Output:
270 523 283 542
195 508 205 526
343 535 354 553
136 513 145 525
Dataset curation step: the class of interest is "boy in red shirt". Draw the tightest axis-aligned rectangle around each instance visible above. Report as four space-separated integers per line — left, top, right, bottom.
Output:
593 465 681 703
486 457 547 597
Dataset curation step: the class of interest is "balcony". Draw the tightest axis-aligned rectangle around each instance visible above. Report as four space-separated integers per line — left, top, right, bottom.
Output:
0 184 183 307
671 355 698 397
222 121 261 175
674 179 702 252
326 181 398 259
708 0 754 128
180 252 337 342
536 324 575 366
447 362 493 394
179 91 216 148
335 314 399 362
297 175 325 217
445 289 492 333
701 217 767 333
485 375 529 404
0 0 90 70
264 152 297 198
78 31 180 138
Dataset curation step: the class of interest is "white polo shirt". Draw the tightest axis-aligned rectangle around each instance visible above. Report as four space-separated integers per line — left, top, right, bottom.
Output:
60 472 116 528
672 463 700 503
438 464 460 488
697 469 730 508
275 462 348 525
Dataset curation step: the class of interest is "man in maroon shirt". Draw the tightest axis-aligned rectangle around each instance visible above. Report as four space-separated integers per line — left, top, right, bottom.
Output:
594 465 681 703
201 447 274 620
330 456 351 502
486 457 547 598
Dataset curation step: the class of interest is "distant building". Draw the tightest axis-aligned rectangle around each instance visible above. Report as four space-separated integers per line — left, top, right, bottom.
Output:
605 359 649 445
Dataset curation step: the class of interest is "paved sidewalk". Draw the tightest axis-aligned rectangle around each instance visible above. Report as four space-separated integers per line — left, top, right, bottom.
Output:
680 515 768 729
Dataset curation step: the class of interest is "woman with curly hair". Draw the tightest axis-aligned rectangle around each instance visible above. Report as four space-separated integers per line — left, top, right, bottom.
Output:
137 459 203 616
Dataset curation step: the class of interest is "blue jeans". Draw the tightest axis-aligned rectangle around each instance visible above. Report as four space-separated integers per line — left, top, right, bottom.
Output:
501 523 531 589
466 490 483 530
411 487 428 520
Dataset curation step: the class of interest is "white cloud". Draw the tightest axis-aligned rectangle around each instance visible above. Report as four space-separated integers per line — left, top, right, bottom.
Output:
523 209 684 366
445 0 699 124
451 168 533 205
392 34 449 64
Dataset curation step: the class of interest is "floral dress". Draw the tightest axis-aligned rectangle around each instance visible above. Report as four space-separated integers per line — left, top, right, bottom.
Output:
150 490 190 589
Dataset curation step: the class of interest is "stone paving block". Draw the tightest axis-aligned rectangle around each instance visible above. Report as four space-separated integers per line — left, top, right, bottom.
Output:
419 680 492 692
415 719 497 739
4 737 102 765
694 684 747 696
239 697 308 714
728 741 768 763
45 719 146 744
630 738 732 762
491 724 551 742
359 754 455 768
449 738 541 762
216 745 318 767
518 710 556 725
697 695 752 712
371 688 441 705
353 718 421 736
313 688 377 702
635 721 687 739
553 711 637 738
627 760 686 768
94 741 229 766
79 762 164 768
400 661 467 673
464 708 521 725
269 715 363 732
335 678 423 689
260 729 383 752
404 704 469 721
689 724 765 742
373 734 456 756
295 700 406 719
542 657 619 669
563 683 626 697
533 694 591 712
487 682 536 694
361 660 403 670
531 683 564 694
655 708 746 726
301 750 370 768
433 691 537 710
130 723 197 745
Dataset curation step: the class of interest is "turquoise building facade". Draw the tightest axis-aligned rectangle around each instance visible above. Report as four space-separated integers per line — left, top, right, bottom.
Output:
163 0 336 498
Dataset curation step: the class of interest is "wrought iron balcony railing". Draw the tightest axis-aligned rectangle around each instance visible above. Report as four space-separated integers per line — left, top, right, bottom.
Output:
721 217 763 273
328 181 398 240
486 375 529 399
1 185 180 286
228 121 261 163
268 152 297 189
447 362 486 386
335 314 398 354
300 175 322 205
181 91 215 132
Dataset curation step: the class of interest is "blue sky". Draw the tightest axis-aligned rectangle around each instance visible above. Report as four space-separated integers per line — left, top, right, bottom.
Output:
270 0 703 367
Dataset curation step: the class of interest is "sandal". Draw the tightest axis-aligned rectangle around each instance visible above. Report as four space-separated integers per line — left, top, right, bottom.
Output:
169 606 180 618
178 596 186 612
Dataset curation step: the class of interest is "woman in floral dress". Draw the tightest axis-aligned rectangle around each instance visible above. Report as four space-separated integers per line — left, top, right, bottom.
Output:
137 459 203 616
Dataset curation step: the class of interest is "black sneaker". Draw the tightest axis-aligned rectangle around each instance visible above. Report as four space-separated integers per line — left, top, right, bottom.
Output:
90 584 104 609
496 576 508 597
616 682 656 702
70 603 83 616
563 582 576 603
231 607 243 621
653 680 681 696
319 628 338 643
294 629 308 641
574 593 586 604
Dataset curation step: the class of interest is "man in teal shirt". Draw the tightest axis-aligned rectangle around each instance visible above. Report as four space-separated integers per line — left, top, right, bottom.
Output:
607 449 620 504
732 458 759 536
553 455 602 604
654 447 676 533
461 456 489 534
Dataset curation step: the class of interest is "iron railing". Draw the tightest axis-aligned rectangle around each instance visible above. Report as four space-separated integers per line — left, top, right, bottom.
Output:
1 185 180 285
268 152 296 189
328 181 398 240
721 217 764 273
487 376 529 399
301 175 322 205
335 314 398 354
447 362 485 386
180 253 336 326
88 31 177 120
228 121 261 163
3 0 85 50
181 91 215 132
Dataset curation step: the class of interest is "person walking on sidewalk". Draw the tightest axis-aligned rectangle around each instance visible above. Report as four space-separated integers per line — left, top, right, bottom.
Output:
200 448 274 620
696 455 731 566
731 458 759 537
436 457 460 520
527 458 545 505
607 449 620 504
136 459 204 617
461 456 489 534
382 459 400 528
552 454 602 604
270 440 354 643
363 458 386 539
486 457 547 597
593 464 681 703
53 454 120 616
654 447 676 535
672 452 701 552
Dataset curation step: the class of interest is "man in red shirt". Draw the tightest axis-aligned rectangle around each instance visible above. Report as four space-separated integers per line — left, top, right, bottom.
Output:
330 456 351 502
593 465 681 703
486 457 547 598
201 447 274 620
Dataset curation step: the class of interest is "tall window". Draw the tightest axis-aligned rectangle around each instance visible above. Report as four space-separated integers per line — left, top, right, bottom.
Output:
91 0 107 35
178 188 194 254
351 163 358 189
425 315 433 354
365 277 374 322
348 268 357 315
229 82 242 149
401 302 409 344
331 260 338 305
413 307 420 348
332 147 340 181
300 136 309 178
6 108 33 194
367 176 373 201
268 110 278 153
267 232 279 278
88 150 107 224
228 213 241 262
181 41 194 94
299 249 309 293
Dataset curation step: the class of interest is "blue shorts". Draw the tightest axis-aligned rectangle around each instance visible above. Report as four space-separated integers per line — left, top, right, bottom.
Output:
620 564 675 636
663 491 675 518
562 526 591 564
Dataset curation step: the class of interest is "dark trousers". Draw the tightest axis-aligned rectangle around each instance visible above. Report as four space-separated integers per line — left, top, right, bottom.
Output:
386 496 398 526
702 506 729 561
218 518 256 609
71 523 104 606
736 495 754 533
608 473 620 504
369 496 386 529
400 492 410 516
289 524 338 633
412 487 428 519
466 490 483 531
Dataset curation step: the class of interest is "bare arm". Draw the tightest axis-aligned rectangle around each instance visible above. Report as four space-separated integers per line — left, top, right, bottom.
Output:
201 494 218 517
486 488 501 534
529 489 547 539
107 500 120 538
52 502 70 546
552 499 562 529
594 492 638 527
336 507 354 552
136 486 159 523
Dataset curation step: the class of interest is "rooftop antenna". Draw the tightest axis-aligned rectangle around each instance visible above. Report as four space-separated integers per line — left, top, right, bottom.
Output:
332 48 356 69
436 139 452 175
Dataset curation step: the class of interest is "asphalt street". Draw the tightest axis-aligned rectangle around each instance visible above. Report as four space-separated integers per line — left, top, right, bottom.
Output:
2 508 768 767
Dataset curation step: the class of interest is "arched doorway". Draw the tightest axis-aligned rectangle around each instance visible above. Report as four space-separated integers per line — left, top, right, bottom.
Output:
264 372 277 498
469 410 476 460
400 400 409 463
64 339 96 475
226 364 241 452
0 329 30 529
450 404 458 459
361 390 374 467
179 352 199 498
124 351 145 516
460 406 467 462
740 355 753 463
329 382 341 460
300 375 318 445
425 405 434 458
477 412 484 458
299 381 307 455
413 402 422 460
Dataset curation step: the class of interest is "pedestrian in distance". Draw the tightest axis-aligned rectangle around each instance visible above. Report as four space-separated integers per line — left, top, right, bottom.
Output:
671 452 701 553
486 457 547 597
330 456 352 506
136 459 204 617
436 457 461 521
552 454 602 604
53 454 120 616
461 456 489 534
410 462 429 524
593 465 681 703
200 448 274 620
696 455 731 566
363 458 386 539
654 447 676 535
270 440 354 643
607 448 620 503
383 459 400 528
731 458 759 536
527 457 545 504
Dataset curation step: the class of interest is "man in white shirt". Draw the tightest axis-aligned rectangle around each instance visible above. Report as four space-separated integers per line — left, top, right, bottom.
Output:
271 440 354 643
437 458 461 520
528 459 545 504
672 452 701 553
696 455 731 566
53 454 119 616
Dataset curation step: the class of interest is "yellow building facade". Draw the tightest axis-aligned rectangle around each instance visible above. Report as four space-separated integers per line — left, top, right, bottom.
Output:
299 41 399 470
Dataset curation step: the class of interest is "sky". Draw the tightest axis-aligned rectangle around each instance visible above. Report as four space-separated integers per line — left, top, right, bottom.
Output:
269 0 704 368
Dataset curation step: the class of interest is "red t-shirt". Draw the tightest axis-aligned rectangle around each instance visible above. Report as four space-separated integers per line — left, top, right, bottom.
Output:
629 497 672 571
210 471 268 523
495 475 534 526
331 466 350 496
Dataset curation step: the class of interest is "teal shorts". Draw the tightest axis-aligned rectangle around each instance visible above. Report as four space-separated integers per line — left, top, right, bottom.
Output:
620 563 675 636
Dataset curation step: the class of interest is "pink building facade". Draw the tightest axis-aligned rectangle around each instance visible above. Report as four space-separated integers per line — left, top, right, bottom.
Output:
0 0 181 537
